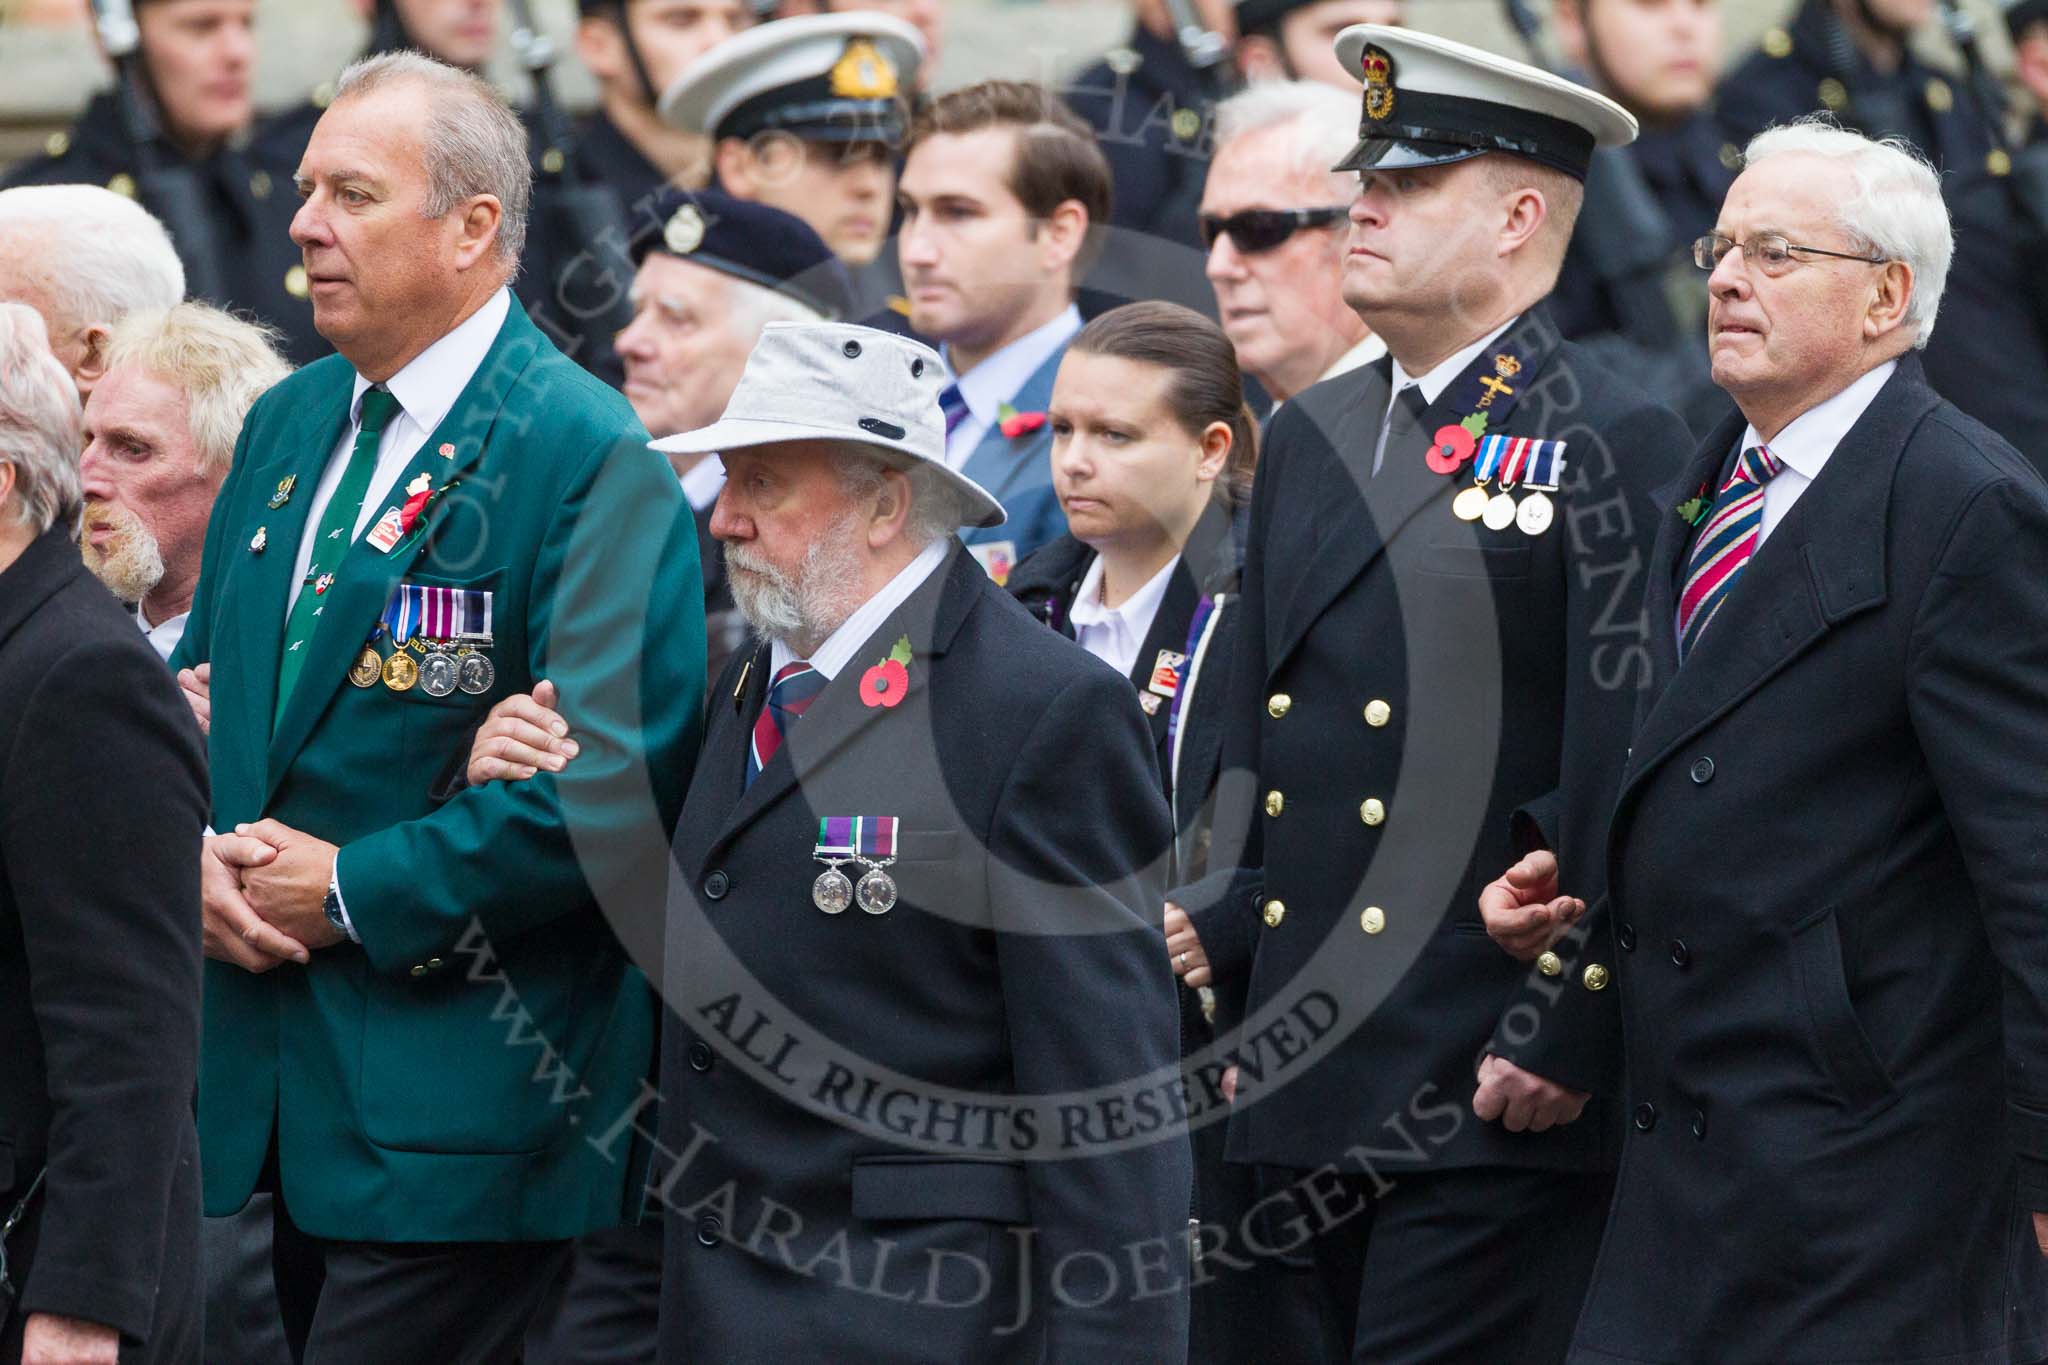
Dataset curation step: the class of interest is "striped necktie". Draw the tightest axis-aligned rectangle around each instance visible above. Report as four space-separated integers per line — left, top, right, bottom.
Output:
746 660 828 787
1676 443 1786 659
939 383 969 437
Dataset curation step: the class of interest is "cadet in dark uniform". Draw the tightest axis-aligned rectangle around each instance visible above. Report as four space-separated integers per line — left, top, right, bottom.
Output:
1165 25 1683 1362
1064 0 1234 257
5 0 320 363
516 0 753 385
1717 0 2048 471
1544 0 1739 436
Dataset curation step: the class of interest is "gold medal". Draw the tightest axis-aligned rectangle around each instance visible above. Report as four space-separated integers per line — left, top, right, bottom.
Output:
1516 491 1555 536
1452 486 1490 521
349 646 383 688
382 650 419 691
1482 492 1518 531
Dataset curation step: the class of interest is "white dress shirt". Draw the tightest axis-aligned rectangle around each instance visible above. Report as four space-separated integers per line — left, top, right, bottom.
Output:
769 538 951 682
1741 359 1895 549
941 305 1082 472
137 604 188 661
287 288 511 617
291 288 510 940
1067 551 1179 680
1373 317 1518 476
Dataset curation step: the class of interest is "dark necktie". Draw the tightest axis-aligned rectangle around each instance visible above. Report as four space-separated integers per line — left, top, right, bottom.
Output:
275 385 401 727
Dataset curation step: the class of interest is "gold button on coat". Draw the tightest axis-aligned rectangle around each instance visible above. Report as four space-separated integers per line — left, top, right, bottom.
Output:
1359 798 1386 826
1363 699 1391 727
1818 78 1848 112
249 169 272 199
1264 790 1285 817
1262 900 1286 928
1990 149 2013 176
1583 963 1610 991
44 130 69 157
1537 951 1563 977
107 172 136 199
1360 906 1386 934
1762 27 1793 57
1267 693 1292 718
1925 78 1952 113
285 265 309 298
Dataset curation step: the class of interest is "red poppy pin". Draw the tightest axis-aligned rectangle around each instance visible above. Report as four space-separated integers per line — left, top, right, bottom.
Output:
396 472 460 539
1426 414 1487 475
997 402 1047 439
860 636 913 709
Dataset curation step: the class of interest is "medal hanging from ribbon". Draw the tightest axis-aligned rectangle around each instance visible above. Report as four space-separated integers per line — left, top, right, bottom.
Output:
376 583 498 696
1419 347 1569 537
1459 433 1568 533
812 816 900 915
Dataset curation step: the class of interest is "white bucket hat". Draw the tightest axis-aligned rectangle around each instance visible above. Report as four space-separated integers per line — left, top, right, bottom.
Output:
650 322 1007 530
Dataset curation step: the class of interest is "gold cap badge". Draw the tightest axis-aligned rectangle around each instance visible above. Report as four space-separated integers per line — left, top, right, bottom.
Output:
830 38 899 100
1361 44 1395 122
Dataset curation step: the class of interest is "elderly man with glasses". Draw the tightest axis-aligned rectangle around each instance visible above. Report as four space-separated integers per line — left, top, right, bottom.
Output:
1481 116 2048 1364
1200 79 1382 411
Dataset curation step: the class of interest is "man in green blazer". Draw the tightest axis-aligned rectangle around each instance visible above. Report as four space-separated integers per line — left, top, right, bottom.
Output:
169 51 703 1361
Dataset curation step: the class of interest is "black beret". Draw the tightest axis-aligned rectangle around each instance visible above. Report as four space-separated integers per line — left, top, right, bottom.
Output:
2003 0 2048 37
630 188 853 320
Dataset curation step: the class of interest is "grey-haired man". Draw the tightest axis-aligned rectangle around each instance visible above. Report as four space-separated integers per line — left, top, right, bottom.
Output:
470 320 1194 1361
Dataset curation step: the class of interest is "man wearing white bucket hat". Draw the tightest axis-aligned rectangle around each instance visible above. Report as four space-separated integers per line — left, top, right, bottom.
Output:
493 319 1192 1360
1162 24 1689 1362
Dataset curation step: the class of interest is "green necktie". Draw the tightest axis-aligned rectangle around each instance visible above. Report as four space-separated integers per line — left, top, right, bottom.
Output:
274 385 402 728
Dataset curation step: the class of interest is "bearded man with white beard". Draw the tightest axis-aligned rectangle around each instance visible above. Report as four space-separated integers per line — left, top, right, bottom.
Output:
80 302 290 659
463 320 1195 1363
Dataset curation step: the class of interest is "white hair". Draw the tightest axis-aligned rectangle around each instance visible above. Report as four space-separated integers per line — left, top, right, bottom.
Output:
833 447 974 548
0 302 84 535
104 302 292 476
1742 116 1953 348
0 184 185 332
332 51 532 266
722 274 824 348
1212 80 1360 186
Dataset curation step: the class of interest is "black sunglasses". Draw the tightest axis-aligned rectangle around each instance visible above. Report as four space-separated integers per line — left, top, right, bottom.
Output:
1199 206 1351 255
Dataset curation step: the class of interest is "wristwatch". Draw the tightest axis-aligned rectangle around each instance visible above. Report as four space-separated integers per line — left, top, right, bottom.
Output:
322 871 347 938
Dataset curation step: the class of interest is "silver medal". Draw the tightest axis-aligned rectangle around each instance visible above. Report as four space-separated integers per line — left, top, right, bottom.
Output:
812 865 853 914
855 864 898 915
457 651 495 695
420 649 459 697
1516 491 1555 536
1482 492 1518 531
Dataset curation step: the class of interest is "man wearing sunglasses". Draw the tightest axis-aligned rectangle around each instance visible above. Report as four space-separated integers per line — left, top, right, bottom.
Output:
1163 24 1686 1363
1201 79 1382 410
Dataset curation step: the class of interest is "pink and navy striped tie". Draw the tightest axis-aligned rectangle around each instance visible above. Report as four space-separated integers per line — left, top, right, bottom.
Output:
1676 443 1785 660
746 660 827 787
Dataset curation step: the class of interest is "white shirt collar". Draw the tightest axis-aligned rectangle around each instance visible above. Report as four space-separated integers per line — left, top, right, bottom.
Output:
1068 551 1179 679
135 604 188 661
770 537 951 681
1317 332 1389 386
678 456 725 512
1390 316 1518 407
1069 551 1178 634
349 288 510 433
946 304 1082 425
1740 358 1897 481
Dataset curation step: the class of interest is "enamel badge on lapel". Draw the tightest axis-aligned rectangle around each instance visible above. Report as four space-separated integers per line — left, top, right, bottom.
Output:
1149 649 1185 700
438 442 455 460
249 526 267 554
268 475 296 509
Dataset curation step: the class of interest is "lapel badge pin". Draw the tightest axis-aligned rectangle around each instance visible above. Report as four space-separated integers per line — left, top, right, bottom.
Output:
438 442 455 460
268 474 297 509
249 526 267 554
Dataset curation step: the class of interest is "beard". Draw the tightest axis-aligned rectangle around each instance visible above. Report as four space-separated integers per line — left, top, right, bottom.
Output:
723 508 869 651
79 499 165 605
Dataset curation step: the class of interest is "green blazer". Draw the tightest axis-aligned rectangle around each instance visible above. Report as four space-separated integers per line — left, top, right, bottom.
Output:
172 296 704 1241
